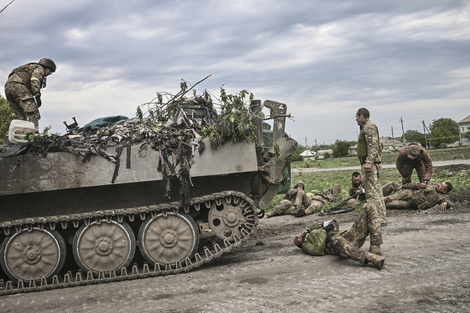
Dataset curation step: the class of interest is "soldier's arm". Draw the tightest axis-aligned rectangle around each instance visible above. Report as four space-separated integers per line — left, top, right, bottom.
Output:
364 123 380 163
422 149 433 181
396 149 407 177
401 183 422 190
302 230 328 256
439 198 454 211
30 66 45 97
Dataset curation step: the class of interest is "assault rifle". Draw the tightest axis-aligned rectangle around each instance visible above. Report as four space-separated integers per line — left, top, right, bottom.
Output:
318 194 357 216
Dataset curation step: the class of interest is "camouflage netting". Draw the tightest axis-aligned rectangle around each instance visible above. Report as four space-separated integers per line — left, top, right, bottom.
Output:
1 84 261 204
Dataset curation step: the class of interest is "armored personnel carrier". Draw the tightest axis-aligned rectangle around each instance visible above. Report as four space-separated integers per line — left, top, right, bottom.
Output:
0 96 296 295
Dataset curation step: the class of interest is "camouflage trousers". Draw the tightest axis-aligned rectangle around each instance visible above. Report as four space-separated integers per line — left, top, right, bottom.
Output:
305 196 328 215
384 189 414 210
268 190 309 217
4 83 40 131
362 163 386 223
328 203 383 262
401 162 426 184
305 185 341 215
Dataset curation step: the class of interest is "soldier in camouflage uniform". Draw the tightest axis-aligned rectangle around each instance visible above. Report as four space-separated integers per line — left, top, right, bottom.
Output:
355 108 387 225
293 203 384 269
384 181 453 211
347 172 400 208
266 181 311 218
304 184 342 215
4 58 57 132
396 142 433 188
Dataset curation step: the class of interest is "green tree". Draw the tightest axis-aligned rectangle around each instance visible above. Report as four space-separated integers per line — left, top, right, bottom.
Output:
291 144 306 162
429 118 459 148
0 94 12 144
404 129 426 146
333 139 355 158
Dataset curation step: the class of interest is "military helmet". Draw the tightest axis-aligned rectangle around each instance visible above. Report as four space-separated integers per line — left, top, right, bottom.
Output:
405 143 422 160
294 181 305 189
38 58 57 72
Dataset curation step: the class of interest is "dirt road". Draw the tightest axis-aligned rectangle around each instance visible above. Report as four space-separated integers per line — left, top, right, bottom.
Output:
1 166 469 313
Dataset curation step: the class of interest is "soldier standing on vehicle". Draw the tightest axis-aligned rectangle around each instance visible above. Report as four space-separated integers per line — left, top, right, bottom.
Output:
4 58 57 132
396 142 433 188
355 108 387 225
294 203 384 269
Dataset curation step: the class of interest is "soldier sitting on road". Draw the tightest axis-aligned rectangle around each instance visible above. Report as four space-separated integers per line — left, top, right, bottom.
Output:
293 203 385 269
266 181 311 218
384 181 453 211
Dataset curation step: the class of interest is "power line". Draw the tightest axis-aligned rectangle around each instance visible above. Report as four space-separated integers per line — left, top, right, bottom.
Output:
0 0 16 14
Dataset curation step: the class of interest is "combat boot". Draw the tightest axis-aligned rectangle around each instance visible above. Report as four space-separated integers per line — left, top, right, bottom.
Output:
366 252 385 270
369 244 382 256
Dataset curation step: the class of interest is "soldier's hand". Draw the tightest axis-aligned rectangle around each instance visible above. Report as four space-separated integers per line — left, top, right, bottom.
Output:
363 162 372 173
439 202 448 211
419 182 427 188
35 96 42 107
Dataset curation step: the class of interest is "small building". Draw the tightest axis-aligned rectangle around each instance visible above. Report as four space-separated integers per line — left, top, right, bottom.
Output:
459 115 470 146
300 150 316 160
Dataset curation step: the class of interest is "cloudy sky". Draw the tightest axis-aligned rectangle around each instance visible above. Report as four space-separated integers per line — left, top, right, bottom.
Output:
1 0 469 146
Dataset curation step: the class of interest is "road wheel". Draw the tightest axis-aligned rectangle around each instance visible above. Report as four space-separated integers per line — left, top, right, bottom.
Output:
138 212 199 266
0 228 66 282
73 221 136 275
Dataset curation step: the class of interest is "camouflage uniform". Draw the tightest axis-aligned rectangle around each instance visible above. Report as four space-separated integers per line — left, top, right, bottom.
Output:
347 181 400 207
304 184 342 215
396 143 433 184
357 118 386 223
384 182 453 210
266 181 311 217
4 63 48 131
346 181 365 207
300 203 384 268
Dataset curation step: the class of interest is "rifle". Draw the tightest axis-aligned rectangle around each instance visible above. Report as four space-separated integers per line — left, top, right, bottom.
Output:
318 194 357 216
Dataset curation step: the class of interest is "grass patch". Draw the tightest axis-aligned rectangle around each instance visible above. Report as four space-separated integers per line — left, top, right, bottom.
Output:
292 146 470 169
267 162 470 213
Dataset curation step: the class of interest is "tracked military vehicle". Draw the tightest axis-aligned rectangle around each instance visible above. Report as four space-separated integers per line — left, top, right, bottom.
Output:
0 96 296 295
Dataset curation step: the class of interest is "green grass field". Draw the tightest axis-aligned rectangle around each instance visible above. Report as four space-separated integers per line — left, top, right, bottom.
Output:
267 146 470 213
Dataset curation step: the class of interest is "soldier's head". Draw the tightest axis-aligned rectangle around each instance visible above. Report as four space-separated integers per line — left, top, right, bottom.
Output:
352 171 362 185
38 58 57 76
356 108 370 124
294 233 304 247
405 144 423 160
294 181 305 190
437 182 453 194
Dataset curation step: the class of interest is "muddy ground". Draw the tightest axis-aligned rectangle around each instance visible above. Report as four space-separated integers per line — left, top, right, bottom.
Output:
1 165 469 313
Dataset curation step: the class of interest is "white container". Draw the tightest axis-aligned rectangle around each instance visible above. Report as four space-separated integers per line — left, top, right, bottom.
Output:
8 120 36 144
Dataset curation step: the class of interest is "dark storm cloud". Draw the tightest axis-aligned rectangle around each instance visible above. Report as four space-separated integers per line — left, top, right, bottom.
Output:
0 0 469 143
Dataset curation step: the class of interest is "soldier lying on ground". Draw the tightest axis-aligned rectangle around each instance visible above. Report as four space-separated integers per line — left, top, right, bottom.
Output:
266 181 311 218
293 203 385 269
383 181 454 211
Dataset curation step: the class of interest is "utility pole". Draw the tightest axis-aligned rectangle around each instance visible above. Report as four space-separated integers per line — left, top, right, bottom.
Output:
304 137 308 149
391 126 395 147
400 117 406 143
422 121 428 149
